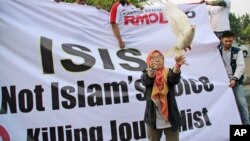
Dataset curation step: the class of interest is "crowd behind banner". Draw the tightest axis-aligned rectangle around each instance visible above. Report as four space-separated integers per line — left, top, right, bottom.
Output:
0 0 241 140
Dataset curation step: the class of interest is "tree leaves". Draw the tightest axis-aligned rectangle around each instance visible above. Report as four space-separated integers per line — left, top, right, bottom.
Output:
230 13 250 44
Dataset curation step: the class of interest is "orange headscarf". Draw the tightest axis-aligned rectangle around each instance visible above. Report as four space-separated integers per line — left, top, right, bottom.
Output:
146 50 169 120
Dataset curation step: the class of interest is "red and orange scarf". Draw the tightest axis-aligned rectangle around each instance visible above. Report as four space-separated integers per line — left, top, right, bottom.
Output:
146 50 169 120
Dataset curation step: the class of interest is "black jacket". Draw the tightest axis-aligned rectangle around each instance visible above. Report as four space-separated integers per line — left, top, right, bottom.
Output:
141 68 182 131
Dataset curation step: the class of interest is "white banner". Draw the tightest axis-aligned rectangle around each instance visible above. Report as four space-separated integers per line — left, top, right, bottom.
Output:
0 0 241 141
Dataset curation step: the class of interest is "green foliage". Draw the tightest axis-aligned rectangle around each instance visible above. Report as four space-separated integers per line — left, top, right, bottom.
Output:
88 0 147 11
230 13 250 44
61 0 147 11
64 0 75 2
88 0 117 11
229 13 240 40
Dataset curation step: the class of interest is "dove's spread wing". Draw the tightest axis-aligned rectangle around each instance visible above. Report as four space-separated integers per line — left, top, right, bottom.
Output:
161 1 195 57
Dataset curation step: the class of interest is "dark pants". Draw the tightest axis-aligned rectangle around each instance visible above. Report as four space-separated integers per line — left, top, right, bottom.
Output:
146 125 179 141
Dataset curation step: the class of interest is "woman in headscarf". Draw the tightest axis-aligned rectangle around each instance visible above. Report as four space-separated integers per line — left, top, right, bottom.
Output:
141 50 186 141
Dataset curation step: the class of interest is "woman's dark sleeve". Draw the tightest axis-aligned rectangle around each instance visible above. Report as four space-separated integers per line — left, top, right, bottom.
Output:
167 68 181 86
141 70 155 87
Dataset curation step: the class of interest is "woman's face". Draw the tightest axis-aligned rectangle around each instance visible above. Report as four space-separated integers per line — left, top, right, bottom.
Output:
149 52 164 70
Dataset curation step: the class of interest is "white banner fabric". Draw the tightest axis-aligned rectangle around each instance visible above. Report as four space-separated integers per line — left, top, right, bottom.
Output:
0 0 241 141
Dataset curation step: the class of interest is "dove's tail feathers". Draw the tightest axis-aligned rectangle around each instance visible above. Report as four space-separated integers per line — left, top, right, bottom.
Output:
164 47 183 57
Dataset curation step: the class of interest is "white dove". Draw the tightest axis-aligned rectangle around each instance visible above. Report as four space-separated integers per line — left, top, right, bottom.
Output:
161 0 195 58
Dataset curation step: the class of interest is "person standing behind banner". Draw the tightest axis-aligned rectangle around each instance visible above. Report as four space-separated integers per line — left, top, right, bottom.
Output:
200 0 231 39
109 0 136 48
141 50 187 141
219 31 250 125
